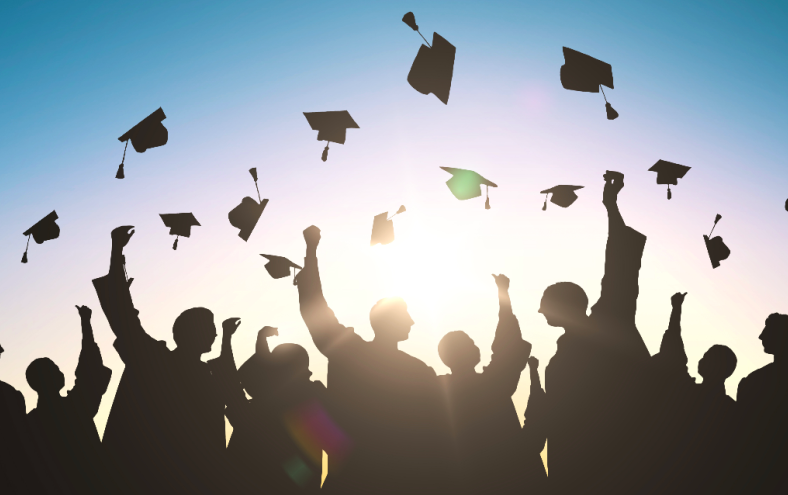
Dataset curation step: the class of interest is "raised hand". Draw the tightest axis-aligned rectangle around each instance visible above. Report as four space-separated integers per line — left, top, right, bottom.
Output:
222 317 242 337
303 225 321 249
75 305 92 320
602 170 625 206
111 225 135 249
492 274 510 291
671 292 687 308
528 356 539 369
259 326 279 339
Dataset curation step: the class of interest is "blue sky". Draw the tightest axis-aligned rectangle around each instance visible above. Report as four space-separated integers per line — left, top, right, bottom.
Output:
2 0 788 444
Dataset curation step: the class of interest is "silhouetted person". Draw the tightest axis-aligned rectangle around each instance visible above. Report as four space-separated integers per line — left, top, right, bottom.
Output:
0 343 39 494
650 292 739 494
736 313 788 494
26 305 112 494
539 171 651 495
226 327 329 494
297 225 449 494
521 356 549 495
437 274 532 494
92 225 241 495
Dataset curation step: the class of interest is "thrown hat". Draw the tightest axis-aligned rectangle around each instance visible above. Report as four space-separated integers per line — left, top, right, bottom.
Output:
160 213 200 250
303 111 359 162
649 160 691 200
21 211 60 263
440 167 497 209
540 185 584 210
228 168 269 241
116 108 168 178
371 206 406 246
561 48 618 120
403 12 456 104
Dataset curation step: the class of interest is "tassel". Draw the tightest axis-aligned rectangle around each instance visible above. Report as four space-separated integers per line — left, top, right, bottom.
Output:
116 163 125 179
173 237 179 250
667 185 672 200
321 144 329 162
293 268 300 286
21 234 30 263
484 185 491 209
542 195 548 211
605 102 619 120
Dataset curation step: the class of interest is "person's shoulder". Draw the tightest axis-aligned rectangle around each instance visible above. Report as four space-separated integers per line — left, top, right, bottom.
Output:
742 363 775 384
0 379 21 396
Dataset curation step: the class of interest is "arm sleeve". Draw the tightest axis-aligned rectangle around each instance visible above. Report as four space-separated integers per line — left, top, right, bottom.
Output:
651 305 691 384
207 353 247 410
69 339 113 418
522 365 548 456
483 310 531 397
298 254 360 357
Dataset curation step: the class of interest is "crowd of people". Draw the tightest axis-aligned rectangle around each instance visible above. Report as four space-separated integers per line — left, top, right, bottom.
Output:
1 171 787 494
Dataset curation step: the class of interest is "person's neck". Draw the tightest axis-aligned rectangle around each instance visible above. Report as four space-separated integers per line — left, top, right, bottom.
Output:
451 367 476 378
371 336 399 351
562 315 591 336
773 353 788 367
173 346 204 362
699 379 726 395
36 392 60 408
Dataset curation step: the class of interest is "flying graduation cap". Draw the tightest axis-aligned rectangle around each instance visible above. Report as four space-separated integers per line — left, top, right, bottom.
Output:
560 48 618 120
371 206 406 246
402 12 456 105
228 168 269 241
303 111 359 162
21 211 60 263
260 255 302 285
649 160 691 200
160 213 200 250
540 185 584 210
116 108 168 179
440 167 497 209
704 214 730 269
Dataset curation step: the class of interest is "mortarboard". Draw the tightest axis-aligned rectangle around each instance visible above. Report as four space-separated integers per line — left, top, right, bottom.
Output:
440 167 497 209
260 255 302 285
403 12 456 105
704 214 730 269
303 111 359 162
116 108 168 179
560 48 618 120
21 211 60 263
160 213 200 250
371 206 406 246
649 160 691 200
540 185 584 210
229 168 269 241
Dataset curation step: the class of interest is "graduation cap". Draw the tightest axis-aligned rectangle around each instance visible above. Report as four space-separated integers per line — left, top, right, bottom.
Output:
371 206 406 246
260 255 302 285
116 108 168 179
160 213 200 250
403 12 456 105
540 186 584 210
440 167 497 209
560 48 618 120
704 214 730 269
228 168 269 241
303 111 359 162
649 160 691 200
21 211 60 263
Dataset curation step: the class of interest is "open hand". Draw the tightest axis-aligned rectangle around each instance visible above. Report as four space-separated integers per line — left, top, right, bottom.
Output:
111 226 135 248
75 305 92 320
303 225 321 249
671 292 687 308
222 317 242 336
492 274 510 290
259 326 279 338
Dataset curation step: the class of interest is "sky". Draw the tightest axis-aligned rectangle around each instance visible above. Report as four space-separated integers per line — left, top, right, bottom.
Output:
2 0 788 469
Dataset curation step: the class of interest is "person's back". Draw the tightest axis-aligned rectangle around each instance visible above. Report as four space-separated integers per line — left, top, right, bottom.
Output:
437 274 531 495
25 305 112 495
227 327 329 494
736 313 788 494
297 225 447 494
92 226 237 495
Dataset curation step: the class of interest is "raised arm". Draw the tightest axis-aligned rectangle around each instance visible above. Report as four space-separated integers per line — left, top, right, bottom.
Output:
69 305 112 418
602 170 626 231
522 356 548 456
484 275 532 395
208 318 247 409
652 293 691 383
298 226 356 356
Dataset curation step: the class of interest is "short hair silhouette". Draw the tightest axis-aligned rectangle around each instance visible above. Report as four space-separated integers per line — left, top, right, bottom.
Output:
369 297 414 341
172 307 216 350
26 357 65 393
539 282 589 324
438 331 481 370
270 343 311 381
698 345 737 380
760 313 788 355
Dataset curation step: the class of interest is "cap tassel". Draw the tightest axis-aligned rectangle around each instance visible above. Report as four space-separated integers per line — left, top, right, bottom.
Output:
600 86 619 120
293 267 301 286
21 234 30 263
667 185 672 200
542 194 548 211
322 143 329 162
402 12 431 47
173 236 179 250
709 214 722 237
116 140 128 179
485 185 491 210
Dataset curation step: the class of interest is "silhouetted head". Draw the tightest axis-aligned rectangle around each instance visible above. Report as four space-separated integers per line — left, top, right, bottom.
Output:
438 331 481 373
370 297 414 343
26 358 65 395
698 345 737 383
539 282 589 328
271 343 312 383
759 313 788 356
0 343 4 358
173 307 217 355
